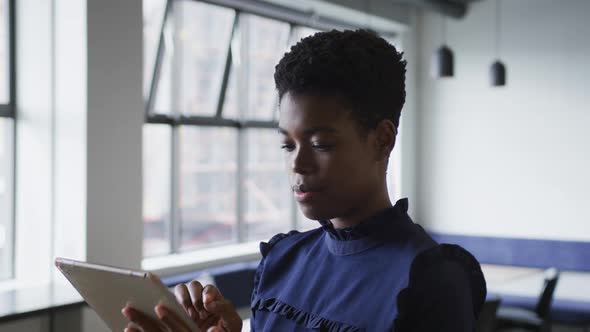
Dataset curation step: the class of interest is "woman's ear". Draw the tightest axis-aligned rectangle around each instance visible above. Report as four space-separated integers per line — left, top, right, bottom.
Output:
374 119 397 161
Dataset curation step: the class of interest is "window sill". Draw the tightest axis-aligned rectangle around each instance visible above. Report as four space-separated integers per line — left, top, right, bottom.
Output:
142 241 262 277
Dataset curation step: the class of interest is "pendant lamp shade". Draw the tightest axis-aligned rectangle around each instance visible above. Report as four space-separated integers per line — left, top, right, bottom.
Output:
432 45 454 78
490 0 507 86
490 60 506 86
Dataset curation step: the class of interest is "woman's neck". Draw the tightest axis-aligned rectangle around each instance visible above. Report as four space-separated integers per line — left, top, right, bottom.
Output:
330 190 393 229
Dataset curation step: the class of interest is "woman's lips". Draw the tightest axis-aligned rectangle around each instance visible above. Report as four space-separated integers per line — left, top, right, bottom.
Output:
292 184 321 203
294 190 320 203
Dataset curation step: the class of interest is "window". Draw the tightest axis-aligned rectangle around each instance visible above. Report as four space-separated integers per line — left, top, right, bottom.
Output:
0 0 14 280
178 126 237 251
244 129 291 241
243 15 290 120
142 124 171 257
142 0 401 257
143 0 300 257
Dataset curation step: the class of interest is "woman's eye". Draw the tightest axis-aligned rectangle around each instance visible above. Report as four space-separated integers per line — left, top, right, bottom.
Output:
281 144 295 152
312 144 333 151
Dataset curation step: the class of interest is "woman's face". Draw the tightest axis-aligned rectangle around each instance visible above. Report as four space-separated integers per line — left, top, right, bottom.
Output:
278 92 385 221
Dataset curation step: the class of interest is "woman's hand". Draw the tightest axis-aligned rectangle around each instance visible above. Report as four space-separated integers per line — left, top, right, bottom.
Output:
121 280 243 332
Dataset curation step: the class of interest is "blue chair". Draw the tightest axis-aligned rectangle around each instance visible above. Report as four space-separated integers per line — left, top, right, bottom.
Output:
496 268 560 332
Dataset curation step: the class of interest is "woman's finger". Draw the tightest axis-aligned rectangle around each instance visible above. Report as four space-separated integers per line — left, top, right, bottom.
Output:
155 304 192 332
188 280 209 320
175 283 198 320
122 306 164 332
202 284 222 305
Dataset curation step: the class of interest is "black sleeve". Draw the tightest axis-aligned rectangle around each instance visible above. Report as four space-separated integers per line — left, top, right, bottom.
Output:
394 244 487 332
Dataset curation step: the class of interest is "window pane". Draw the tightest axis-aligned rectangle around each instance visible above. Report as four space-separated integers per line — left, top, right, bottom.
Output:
0 118 13 279
245 15 290 121
152 25 173 115
0 0 8 104
142 0 167 99
177 1 234 116
179 127 237 250
244 129 291 241
221 62 239 119
143 124 172 257
221 25 241 120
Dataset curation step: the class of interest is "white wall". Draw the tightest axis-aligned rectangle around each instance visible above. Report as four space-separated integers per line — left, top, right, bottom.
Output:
415 0 590 241
398 9 419 218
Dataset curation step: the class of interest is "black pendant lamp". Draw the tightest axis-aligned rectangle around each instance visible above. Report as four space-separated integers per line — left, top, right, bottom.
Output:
490 61 506 86
490 0 507 86
432 15 454 78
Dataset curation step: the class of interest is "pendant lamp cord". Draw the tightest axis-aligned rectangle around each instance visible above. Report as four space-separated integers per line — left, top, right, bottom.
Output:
496 0 502 58
442 14 447 45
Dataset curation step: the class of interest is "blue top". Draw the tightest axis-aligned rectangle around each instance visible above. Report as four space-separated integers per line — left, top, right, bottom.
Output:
250 198 487 331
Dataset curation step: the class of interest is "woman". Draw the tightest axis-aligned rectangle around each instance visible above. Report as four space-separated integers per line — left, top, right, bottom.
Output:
123 29 486 332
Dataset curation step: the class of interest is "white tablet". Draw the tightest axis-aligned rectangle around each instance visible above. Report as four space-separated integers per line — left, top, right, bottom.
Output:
55 257 199 332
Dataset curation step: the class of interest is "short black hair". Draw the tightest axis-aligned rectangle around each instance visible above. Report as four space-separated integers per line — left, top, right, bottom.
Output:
274 29 407 132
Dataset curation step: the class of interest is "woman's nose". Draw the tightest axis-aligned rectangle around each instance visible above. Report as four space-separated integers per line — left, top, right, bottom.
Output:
291 146 315 175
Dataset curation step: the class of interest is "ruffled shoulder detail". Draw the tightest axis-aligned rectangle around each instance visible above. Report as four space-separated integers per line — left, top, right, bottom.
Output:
394 244 487 331
252 297 364 332
252 230 302 314
259 230 300 258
